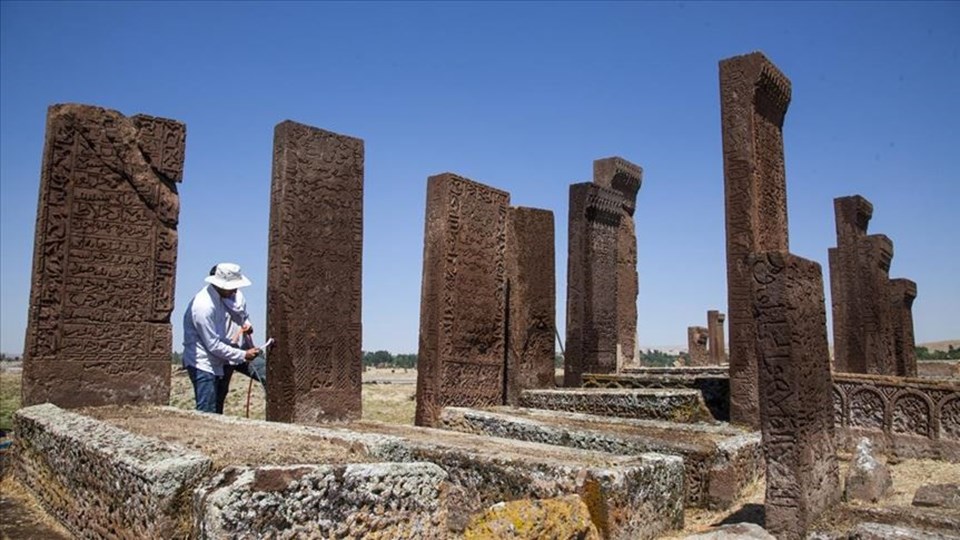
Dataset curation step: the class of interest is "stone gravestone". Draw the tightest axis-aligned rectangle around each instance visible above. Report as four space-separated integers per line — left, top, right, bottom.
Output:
564 183 624 386
750 251 840 540
592 157 642 369
829 195 902 375
505 207 556 405
890 278 918 378
266 121 363 423
23 104 184 408
416 174 509 427
686 326 710 366
719 52 791 428
708 310 727 364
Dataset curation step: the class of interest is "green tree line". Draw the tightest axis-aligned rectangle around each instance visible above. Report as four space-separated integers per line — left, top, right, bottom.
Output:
916 345 960 360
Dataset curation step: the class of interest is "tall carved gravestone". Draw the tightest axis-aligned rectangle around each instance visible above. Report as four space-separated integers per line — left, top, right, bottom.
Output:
829 195 899 375
720 52 791 428
593 157 642 368
890 278 918 378
708 310 727 364
416 174 509 427
686 326 710 365
751 251 840 540
505 207 556 405
23 104 184 407
267 121 363 423
565 183 623 386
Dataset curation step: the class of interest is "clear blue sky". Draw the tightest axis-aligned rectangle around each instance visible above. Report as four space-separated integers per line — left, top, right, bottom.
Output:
1 1 958 355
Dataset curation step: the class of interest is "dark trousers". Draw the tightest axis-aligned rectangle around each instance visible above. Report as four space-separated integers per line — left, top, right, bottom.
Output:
186 366 230 414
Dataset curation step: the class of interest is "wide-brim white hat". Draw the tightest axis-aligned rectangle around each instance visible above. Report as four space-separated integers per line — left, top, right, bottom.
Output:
205 262 252 289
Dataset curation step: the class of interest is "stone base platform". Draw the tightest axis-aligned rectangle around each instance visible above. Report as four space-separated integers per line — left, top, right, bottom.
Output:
437 406 763 509
583 372 730 421
621 366 728 376
519 388 715 423
11 404 685 540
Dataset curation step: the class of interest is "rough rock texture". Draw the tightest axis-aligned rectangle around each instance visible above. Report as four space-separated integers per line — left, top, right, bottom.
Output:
12 404 211 539
688 326 710 366
463 495 601 540
844 438 892 503
416 173 510 427
267 121 364 423
592 157 642 370
848 522 960 540
750 251 841 540
833 373 960 462
565 182 623 386
890 278 919 378
505 206 556 405
351 420 685 540
913 483 960 510
683 522 776 539
23 103 184 408
195 463 448 539
581 373 730 421
438 406 763 509
519 388 714 423
719 52 791 429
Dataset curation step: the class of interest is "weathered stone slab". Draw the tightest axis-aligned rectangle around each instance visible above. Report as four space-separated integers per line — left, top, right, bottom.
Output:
355 420 685 540
917 361 960 379
23 103 183 408
505 206 556 405
687 326 710 366
847 522 960 540
463 495 601 540
708 310 727 365
720 52 791 428
583 372 730 421
267 120 364 424
195 463 448 539
13 404 211 539
913 483 960 510
684 523 776 539
750 251 840 540
593 157 642 369
620 366 728 376
844 438 892 503
519 388 714 423
565 182 623 386
834 373 960 462
438 406 763 509
416 173 510 427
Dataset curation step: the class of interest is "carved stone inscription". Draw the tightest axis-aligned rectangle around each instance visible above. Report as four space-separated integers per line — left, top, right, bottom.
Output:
416 174 509 427
720 52 791 428
708 310 727 364
266 121 363 424
565 183 623 387
593 157 642 368
829 195 873 373
890 279 918 378
687 326 710 366
751 251 840 540
505 207 556 405
23 104 184 408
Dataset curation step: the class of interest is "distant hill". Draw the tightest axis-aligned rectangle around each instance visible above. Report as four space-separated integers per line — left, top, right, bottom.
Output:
918 340 960 352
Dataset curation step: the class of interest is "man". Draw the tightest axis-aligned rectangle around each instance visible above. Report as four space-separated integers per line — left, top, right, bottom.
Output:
182 262 260 413
218 267 267 389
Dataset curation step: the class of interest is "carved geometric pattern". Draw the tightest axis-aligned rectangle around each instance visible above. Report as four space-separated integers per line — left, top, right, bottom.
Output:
416 174 509 427
833 387 845 428
849 388 886 430
23 104 182 408
891 393 930 437
266 120 363 424
720 52 791 429
941 398 960 440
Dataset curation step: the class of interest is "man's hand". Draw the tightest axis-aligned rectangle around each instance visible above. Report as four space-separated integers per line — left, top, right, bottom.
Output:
244 348 261 361
241 322 254 335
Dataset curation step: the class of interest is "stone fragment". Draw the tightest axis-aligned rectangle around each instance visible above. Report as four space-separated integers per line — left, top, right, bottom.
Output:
912 483 960 510
683 522 776 539
844 437 892 503
688 326 710 366
463 494 601 540
849 522 960 540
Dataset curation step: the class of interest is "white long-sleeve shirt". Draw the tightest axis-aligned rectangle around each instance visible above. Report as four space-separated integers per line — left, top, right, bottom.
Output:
182 285 248 375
